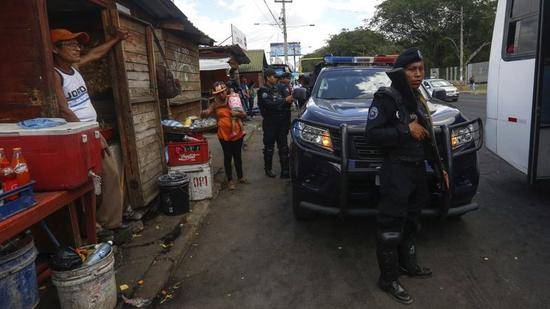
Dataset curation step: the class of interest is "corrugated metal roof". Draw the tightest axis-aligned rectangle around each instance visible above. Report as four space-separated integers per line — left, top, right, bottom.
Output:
199 45 250 64
132 0 214 46
239 50 268 73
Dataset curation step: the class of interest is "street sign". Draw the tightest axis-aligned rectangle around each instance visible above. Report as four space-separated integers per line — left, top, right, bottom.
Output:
231 24 247 50
270 42 301 57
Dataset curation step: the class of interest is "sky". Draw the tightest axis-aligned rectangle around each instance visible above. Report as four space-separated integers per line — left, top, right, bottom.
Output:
174 0 383 65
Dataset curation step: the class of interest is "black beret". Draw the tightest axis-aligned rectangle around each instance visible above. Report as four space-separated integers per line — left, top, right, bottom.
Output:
264 68 277 77
393 47 423 69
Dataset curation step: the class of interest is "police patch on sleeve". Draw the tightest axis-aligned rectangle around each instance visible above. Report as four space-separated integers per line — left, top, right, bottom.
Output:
262 92 268 99
368 106 379 120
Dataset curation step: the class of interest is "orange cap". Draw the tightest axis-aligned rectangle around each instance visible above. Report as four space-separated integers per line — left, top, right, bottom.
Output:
50 29 90 45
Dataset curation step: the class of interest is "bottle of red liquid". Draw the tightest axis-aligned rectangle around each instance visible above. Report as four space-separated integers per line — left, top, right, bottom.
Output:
0 148 18 199
11 148 30 186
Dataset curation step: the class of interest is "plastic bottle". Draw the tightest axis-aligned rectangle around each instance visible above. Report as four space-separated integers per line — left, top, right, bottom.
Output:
0 148 18 200
11 148 30 186
83 241 113 266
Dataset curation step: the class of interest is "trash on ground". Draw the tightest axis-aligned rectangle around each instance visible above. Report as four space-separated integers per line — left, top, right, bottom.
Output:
137 279 144 286
119 284 129 291
121 295 152 308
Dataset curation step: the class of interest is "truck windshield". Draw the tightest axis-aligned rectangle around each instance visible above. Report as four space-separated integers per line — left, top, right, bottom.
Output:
314 69 391 100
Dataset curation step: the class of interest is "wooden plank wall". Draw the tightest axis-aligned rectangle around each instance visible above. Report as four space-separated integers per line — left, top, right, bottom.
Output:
154 30 202 121
162 31 201 103
119 15 163 206
0 0 56 122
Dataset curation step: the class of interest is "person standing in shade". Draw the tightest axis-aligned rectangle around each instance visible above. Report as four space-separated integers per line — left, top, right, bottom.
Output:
202 82 248 190
257 69 293 178
51 28 128 234
366 48 447 304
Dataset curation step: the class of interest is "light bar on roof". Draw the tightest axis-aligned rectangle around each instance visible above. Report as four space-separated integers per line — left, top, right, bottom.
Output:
323 56 375 64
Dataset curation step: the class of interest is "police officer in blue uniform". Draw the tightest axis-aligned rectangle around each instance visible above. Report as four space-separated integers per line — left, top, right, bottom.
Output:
366 48 435 304
257 68 293 178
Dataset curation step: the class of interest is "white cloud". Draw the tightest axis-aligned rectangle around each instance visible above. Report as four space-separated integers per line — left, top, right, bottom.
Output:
174 0 383 65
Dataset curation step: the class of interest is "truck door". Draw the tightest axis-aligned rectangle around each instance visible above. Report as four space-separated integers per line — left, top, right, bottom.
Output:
529 0 550 183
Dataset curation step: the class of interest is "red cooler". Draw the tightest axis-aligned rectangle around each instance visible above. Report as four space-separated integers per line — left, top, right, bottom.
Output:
0 122 103 191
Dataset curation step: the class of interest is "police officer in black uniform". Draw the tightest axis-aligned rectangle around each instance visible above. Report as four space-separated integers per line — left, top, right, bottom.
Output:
257 68 293 178
366 48 437 304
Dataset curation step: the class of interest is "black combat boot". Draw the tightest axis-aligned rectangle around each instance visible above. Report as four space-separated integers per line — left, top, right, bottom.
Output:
377 236 414 305
399 235 432 279
264 148 276 178
280 159 290 178
279 148 290 179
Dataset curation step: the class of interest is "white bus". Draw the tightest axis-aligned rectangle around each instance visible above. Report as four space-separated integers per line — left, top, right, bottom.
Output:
487 0 549 183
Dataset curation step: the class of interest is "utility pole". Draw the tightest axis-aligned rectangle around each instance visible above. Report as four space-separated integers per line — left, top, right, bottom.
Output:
275 0 292 65
460 5 464 83
292 46 297 71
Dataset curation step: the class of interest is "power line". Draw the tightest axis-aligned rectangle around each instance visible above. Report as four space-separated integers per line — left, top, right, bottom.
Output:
251 0 279 31
261 0 282 30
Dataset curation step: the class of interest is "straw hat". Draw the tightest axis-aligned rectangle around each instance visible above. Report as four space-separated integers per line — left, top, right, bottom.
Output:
212 82 228 95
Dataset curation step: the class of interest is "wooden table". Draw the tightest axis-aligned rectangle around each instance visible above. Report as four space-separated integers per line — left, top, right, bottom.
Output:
0 182 97 246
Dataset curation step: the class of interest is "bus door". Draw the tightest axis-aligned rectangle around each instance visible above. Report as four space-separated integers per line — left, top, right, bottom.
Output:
529 0 550 183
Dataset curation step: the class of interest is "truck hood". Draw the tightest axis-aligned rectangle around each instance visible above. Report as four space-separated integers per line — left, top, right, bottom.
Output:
300 97 460 127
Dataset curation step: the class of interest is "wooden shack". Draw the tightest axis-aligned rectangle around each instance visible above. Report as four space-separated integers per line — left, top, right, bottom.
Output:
199 45 250 96
0 0 213 208
239 50 268 88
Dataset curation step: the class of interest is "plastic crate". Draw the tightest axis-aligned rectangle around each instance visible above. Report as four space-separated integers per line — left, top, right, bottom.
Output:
0 181 37 221
167 137 209 166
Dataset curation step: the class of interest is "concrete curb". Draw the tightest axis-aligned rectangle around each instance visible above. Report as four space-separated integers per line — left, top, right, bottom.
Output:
131 200 211 302
126 120 261 305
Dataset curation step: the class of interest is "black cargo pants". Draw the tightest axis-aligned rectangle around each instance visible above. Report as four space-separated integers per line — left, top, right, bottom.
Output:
376 159 430 284
262 116 290 171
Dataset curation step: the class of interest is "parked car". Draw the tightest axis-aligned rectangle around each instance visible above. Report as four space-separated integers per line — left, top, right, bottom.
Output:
422 79 460 101
290 59 482 220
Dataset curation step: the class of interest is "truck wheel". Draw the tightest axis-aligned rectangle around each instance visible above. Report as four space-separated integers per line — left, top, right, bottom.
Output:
292 187 311 220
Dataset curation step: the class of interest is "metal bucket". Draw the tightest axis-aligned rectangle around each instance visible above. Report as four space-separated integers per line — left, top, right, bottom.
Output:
0 236 39 309
52 245 117 309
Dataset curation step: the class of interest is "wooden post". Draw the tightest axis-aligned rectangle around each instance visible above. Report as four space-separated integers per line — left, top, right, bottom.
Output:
101 8 145 207
146 26 167 173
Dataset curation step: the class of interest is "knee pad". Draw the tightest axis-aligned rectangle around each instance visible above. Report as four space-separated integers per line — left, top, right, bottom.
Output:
377 230 403 246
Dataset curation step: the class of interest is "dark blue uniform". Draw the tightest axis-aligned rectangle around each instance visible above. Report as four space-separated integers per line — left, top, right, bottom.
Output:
366 86 433 301
257 83 291 177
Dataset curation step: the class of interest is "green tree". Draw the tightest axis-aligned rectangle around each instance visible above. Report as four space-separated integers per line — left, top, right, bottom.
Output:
300 26 399 72
370 0 497 80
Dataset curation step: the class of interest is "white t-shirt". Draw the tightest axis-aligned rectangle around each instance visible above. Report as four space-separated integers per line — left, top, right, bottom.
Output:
54 67 97 122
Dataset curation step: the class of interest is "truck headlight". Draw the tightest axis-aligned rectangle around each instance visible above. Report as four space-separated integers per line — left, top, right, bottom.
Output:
451 124 474 149
295 122 333 151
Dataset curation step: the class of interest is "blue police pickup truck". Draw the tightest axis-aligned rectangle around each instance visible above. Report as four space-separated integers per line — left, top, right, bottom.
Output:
290 57 483 220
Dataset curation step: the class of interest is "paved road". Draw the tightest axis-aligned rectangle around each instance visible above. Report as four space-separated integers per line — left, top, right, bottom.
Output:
163 94 550 309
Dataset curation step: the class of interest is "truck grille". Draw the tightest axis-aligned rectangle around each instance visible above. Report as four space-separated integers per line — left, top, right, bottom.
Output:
330 130 385 162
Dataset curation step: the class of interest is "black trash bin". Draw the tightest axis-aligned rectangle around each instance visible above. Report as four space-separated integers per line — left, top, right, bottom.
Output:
158 171 190 216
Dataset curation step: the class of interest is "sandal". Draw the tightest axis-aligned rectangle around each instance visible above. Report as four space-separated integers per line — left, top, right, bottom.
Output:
228 180 237 190
239 178 250 184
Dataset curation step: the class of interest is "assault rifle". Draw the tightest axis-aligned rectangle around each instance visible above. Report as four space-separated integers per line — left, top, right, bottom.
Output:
386 68 450 216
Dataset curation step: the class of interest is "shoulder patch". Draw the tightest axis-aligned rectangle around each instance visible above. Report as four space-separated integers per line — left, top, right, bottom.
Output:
369 106 379 120
262 92 268 99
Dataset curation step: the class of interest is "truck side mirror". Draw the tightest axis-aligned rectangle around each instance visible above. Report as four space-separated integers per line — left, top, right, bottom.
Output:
293 87 307 100
432 89 447 101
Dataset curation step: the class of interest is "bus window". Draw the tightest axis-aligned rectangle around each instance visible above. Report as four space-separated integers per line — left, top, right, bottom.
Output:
511 0 538 18
504 0 540 59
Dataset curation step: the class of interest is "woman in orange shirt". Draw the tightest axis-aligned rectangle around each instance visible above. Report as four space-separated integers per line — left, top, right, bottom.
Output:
202 82 248 190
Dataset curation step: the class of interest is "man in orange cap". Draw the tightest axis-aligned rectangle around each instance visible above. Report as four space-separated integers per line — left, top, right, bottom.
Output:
51 28 127 121
51 28 129 236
